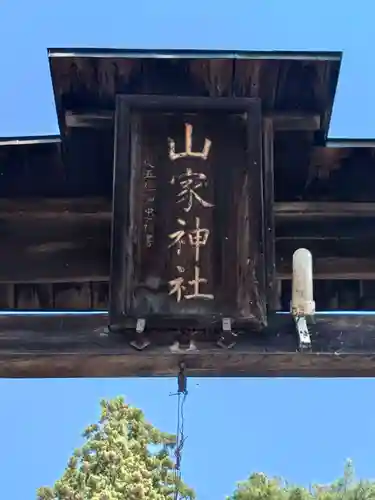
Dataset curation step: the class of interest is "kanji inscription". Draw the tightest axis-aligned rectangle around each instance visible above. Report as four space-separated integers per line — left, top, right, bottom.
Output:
142 161 156 248
167 123 215 302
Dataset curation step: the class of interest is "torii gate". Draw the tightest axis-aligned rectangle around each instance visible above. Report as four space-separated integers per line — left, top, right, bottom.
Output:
1 48 374 378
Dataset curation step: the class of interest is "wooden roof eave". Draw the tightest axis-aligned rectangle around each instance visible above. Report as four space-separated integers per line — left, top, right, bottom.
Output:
47 48 342 137
0 135 60 147
47 47 342 61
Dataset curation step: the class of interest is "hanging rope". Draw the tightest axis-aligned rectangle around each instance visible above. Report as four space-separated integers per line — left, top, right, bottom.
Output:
171 362 188 500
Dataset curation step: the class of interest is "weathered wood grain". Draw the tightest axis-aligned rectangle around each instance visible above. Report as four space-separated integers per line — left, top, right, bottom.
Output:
65 110 321 131
263 118 277 310
275 201 375 219
278 258 375 280
0 198 111 219
1 313 375 377
0 216 109 283
110 96 268 329
48 52 340 139
1 197 375 296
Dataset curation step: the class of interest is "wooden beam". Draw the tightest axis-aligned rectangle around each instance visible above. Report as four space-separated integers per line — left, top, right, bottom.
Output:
275 203 375 280
0 199 110 283
2 252 374 284
275 202 375 220
1 313 375 377
277 238 375 261
276 219 375 239
271 113 320 131
0 198 111 219
0 247 108 283
1 198 375 284
277 257 375 280
65 110 321 131
65 111 112 129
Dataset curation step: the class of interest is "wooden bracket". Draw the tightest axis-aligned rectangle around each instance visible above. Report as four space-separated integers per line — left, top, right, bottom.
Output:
217 318 237 349
129 318 150 351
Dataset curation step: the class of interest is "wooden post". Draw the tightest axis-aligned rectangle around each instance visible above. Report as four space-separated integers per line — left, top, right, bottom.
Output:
263 117 277 311
109 99 131 325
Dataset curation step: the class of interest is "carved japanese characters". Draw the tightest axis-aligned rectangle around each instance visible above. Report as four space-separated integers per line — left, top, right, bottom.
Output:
167 123 214 302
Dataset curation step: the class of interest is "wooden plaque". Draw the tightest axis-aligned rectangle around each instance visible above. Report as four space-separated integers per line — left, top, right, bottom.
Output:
110 96 268 331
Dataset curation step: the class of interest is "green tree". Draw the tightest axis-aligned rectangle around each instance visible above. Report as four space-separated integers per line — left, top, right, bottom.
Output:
37 396 194 500
227 461 375 500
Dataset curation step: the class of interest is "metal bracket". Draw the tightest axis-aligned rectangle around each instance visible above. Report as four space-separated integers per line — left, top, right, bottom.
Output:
294 316 312 351
217 318 237 349
129 318 150 351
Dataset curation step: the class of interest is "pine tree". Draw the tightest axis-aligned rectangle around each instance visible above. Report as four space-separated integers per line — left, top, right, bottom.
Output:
227 461 375 500
37 396 195 500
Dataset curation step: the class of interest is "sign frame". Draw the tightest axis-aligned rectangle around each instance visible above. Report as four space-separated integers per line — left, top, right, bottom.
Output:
109 95 271 330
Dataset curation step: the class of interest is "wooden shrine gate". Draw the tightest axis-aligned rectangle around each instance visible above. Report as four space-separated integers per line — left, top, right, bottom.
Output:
1 48 375 377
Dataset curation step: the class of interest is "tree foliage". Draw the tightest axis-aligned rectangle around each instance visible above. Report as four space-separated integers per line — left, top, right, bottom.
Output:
37 396 194 500
37 396 375 500
227 461 375 500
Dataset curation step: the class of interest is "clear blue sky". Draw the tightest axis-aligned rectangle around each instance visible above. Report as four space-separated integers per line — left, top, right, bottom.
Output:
1 1 375 499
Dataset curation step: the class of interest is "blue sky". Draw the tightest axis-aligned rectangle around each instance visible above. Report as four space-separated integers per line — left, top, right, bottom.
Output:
2 378 375 499
1 0 375 139
1 1 375 499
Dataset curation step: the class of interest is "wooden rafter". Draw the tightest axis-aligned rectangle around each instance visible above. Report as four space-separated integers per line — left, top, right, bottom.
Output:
65 110 321 131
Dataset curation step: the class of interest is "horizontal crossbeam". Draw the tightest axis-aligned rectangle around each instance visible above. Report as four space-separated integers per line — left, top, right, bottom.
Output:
0 313 375 377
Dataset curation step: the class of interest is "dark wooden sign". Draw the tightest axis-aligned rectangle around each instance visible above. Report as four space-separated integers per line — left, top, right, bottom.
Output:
110 96 269 332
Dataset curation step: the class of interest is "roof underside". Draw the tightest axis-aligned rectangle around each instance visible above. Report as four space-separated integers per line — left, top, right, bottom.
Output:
5 48 371 188
47 48 342 137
